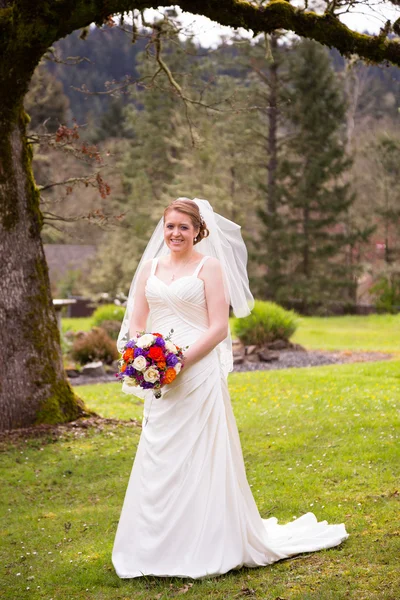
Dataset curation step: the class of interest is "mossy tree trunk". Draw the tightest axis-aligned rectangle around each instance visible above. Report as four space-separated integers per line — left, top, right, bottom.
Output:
0 106 90 430
1 0 400 430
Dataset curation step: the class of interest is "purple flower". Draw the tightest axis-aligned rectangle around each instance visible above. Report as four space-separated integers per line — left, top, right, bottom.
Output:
125 365 135 377
166 353 178 367
125 339 136 349
134 347 146 358
154 336 166 348
142 381 155 389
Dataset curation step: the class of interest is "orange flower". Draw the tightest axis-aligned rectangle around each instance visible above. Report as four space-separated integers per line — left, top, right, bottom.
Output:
157 360 166 369
164 367 176 384
152 332 163 337
123 348 134 361
121 364 127 372
148 346 164 361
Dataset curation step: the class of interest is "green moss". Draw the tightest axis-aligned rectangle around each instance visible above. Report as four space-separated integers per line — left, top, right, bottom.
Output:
34 380 94 425
24 253 96 427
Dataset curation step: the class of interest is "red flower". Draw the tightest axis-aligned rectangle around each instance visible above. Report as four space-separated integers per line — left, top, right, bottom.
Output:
151 332 163 337
148 346 164 360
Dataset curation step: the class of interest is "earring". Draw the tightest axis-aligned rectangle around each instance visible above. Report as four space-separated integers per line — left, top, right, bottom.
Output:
194 237 197 242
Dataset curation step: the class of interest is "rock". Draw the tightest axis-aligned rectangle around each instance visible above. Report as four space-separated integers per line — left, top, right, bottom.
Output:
266 339 290 350
111 359 120 371
258 350 279 362
245 345 258 355
65 369 80 378
81 361 106 377
246 353 260 363
289 342 307 352
233 355 245 365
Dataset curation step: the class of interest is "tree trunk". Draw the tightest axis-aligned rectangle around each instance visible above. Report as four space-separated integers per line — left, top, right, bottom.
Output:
265 34 280 299
0 108 91 431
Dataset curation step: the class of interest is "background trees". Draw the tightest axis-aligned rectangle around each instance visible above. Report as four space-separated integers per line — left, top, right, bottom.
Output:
2 0 400 430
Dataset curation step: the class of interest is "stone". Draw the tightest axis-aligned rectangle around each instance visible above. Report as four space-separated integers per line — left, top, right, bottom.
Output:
267 339 290 350
81 361 106 377
65 369 80 378
290 343 307 352
233 355 245 365
245 345 258 355
111 359 120 371
258 350 279 362
246 353 260 363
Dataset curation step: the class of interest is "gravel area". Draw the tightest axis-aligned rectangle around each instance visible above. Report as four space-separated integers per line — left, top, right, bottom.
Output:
233 349 392 372
70 349 393 386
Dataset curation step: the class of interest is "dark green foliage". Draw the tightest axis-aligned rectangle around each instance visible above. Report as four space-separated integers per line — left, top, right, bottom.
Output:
257 39 368 310
371 271 400 314
233 300 298 346
370 134 400 265
24 65 70 132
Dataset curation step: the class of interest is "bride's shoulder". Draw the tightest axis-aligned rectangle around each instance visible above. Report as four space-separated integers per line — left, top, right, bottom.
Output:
204 255 220 267
202 256 223 276
138 258 153 279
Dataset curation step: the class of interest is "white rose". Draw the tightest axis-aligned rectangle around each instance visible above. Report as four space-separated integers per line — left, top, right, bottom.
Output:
143 366 160 383
165 340 178 354
136 333 155 349
133 355 147 372
174 362 182 375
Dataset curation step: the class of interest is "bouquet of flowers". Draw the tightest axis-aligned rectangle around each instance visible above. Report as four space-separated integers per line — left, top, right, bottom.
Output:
116 329 186 401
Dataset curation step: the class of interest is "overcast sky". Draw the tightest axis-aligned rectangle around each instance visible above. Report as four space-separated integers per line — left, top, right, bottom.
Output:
142 4 399 48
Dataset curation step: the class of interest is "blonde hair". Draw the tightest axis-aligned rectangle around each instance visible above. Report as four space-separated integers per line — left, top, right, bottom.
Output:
164 198 209 245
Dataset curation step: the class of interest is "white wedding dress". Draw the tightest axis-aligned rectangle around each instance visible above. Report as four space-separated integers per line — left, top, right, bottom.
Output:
112 255 348 579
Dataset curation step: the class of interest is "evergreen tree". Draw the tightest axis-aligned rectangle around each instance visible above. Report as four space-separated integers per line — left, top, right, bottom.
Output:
82 27 210 296
239 33 291 299
259 39 364 311
371 133 400 265
25 65 71 132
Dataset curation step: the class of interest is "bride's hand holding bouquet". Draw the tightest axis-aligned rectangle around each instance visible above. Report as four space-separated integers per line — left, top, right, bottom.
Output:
116 329 186 401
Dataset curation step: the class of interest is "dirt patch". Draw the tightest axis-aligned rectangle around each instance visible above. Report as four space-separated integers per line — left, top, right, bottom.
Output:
0 415 141 446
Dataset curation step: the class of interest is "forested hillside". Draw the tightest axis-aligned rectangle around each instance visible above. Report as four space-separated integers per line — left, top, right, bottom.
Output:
28 22 400 313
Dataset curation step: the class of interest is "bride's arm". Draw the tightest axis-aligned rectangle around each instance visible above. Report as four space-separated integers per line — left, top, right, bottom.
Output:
183 257 230 368
128 260 151 338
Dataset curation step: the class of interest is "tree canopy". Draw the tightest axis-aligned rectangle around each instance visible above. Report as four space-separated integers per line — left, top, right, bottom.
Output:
1 1 400 107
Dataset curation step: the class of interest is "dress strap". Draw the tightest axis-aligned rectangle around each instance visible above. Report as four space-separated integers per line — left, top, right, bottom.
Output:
150 257 159 276
193 255 210 278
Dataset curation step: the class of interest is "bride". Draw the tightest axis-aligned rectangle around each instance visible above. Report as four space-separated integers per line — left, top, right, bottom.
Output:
112 197 348 579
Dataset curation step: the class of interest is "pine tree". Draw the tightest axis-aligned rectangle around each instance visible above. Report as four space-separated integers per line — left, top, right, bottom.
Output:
259 39 364 312
82 28 210 296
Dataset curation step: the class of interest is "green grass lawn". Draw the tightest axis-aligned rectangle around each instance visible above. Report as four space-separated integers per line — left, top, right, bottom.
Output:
290 314 400 353
64 314 400 354
1 360 399 599
63 317 94 333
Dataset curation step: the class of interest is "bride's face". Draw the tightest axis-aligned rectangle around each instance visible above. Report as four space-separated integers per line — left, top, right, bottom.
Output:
164 209 198 254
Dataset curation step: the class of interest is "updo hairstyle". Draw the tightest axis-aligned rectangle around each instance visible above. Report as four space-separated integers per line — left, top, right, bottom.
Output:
163 198 209 245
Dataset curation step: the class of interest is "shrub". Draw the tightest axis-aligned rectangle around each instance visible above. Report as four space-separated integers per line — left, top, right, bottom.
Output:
92 304 125 327
99 319 122 341
233 300 298 346
71 327 119 365
371 273 400 314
